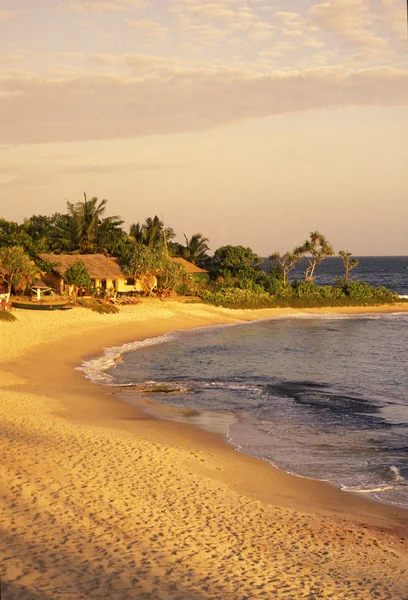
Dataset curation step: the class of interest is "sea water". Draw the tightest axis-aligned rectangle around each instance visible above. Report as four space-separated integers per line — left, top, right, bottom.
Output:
79 257 408 507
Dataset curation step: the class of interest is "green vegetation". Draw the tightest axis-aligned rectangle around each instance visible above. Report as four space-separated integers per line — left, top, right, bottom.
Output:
0 194 402 309
182 233 210 265
339 250 359 282
199 279 396 309
296 231 335 281
199 283 396 309
0 246 39 294
63 260 93 304
120 244 187 296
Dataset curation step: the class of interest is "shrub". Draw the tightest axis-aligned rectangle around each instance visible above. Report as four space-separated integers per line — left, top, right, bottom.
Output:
198 281 398 310
199 287 272 309
175 282 196 296
343 281 396 302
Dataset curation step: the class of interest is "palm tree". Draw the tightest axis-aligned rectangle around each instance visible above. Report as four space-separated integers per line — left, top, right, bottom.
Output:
129 222 145 244
66 194 106 253
129 216 175 250
183 233 210 265
64 194 122 254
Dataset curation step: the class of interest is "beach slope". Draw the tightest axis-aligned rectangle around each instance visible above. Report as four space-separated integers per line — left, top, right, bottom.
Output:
1 301 408 600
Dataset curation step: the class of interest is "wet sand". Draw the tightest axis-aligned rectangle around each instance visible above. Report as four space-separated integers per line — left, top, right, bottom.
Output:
1 300 408 599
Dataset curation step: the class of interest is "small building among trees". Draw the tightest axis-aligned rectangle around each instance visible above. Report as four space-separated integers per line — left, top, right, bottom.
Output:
39 253 207 296
39 253 144 296
170 257 208 279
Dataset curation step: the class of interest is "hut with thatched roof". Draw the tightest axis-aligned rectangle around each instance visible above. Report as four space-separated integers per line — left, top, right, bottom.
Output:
39 253 148 295
40 253 208 296
170 257 208 275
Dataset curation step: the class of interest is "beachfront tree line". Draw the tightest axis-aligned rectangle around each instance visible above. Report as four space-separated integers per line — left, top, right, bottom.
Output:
0 195 397 308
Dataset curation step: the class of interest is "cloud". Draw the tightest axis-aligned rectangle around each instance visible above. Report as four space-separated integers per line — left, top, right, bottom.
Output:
310 0 387 49
63 0 147 12
126 18 169 38
176 15 229 46
1 64 407 144
275 10 323 52
91 53 185 75
0 9 26 21
182 3 238 21
57 52 84 60
0 54 28 64
380 0 407 45
60 160 192 174
173 0 274 43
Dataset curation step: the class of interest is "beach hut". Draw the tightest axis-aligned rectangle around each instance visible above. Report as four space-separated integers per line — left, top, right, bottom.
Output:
39 253 154 296
39 253 207 297
170 257 208 277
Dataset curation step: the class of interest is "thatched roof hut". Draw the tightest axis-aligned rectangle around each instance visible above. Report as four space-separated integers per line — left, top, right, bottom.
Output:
39 254 123 279
171 257 208 273
40 253 208 295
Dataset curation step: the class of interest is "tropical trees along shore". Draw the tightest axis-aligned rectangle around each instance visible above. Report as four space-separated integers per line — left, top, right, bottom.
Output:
0 194 399 308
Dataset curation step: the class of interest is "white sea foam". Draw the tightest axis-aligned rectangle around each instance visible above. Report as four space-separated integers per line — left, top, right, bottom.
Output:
77 332 179 384
77 322 241 384
77 310 408 385
340 483 397 494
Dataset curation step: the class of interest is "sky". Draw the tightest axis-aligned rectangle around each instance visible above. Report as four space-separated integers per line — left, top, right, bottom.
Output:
0 0 407 255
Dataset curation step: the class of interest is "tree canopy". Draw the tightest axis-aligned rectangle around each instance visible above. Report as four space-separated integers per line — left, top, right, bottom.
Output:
213 245 262 278
295 231 335 281
0 246 39 293
129 216 175 252
269 249 303 287
0 195 375 306
182 233 210 265
63 260 93 303
120 244 185 296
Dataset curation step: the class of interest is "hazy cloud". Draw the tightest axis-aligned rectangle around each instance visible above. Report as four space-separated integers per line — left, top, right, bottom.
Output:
1 65 407 144
0 54 28 64
380 0 407 45
310 0 386 49
60 160 192 174
274 10 323 52
0 9 26 21
91 52 185 75
174 0 274 45
176 15 229 46
63 0 147 13
126 18 169 37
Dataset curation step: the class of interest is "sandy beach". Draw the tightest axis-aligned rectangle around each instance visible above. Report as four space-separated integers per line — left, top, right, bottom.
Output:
1 300 408 600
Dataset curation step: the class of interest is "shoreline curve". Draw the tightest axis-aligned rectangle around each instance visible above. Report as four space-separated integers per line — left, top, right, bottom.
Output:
2 299 408 599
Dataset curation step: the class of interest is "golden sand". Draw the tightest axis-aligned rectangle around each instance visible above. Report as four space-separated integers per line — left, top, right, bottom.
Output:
1 301 408 599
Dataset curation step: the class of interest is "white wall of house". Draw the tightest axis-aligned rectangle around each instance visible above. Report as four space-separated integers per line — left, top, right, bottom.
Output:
116 276 157 293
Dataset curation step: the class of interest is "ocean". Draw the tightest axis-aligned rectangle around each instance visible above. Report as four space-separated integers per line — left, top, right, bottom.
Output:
80 256 408 507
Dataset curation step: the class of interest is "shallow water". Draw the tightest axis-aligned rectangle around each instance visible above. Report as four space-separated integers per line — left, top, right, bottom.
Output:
80 312 408 508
